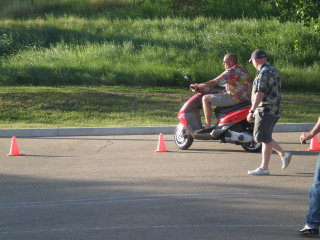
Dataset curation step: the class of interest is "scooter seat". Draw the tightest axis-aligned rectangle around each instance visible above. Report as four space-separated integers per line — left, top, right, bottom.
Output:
214 101 251 114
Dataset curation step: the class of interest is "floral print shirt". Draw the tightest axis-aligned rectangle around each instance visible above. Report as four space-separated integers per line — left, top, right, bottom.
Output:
251 62 282 117
215 64 251 103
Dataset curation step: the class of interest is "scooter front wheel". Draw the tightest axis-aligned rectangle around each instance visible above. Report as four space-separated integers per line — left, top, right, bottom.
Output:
174 123 194 150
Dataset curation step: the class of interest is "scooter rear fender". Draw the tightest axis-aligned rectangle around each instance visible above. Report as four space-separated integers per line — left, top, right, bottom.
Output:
217 105 251 126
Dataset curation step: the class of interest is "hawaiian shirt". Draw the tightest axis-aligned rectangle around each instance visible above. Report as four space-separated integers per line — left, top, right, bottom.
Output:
215 64 251 103
251 62 282 117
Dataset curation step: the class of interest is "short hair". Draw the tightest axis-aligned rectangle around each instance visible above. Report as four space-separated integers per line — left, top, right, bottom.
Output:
225 53 237 64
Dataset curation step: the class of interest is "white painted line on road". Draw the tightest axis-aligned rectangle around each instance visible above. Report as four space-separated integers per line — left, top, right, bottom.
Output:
0 223 301 235
0 192 303 209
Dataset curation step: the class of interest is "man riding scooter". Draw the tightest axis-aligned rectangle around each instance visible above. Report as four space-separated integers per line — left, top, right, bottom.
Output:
190 53 252 133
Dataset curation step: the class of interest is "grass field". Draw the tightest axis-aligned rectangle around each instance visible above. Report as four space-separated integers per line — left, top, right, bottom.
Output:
0 0 319 91
0 0 279 19
0 86 319 129
0 0 319 128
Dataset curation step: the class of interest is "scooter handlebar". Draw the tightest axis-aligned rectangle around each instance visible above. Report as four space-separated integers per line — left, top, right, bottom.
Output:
184 75 194 84
185 74 221 94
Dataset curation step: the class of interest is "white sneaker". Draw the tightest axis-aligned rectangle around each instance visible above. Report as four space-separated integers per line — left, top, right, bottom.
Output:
281 152 292 170
248 168 270 176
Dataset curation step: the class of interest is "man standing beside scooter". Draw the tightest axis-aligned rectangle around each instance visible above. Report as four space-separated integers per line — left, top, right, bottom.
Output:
246 49 292 176
190 53 251 133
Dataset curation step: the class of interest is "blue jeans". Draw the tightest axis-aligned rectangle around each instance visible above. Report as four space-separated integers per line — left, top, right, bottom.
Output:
306 154 320 229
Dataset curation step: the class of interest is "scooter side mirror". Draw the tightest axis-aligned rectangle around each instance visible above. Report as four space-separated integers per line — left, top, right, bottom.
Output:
184 75 193 83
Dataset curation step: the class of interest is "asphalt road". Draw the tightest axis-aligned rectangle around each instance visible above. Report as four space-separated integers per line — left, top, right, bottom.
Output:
0 133 319 240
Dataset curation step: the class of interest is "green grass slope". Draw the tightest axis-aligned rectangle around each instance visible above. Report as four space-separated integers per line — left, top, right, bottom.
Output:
0 0 319 92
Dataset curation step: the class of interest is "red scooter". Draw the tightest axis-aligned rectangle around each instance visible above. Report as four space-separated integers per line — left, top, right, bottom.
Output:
174 75 262 152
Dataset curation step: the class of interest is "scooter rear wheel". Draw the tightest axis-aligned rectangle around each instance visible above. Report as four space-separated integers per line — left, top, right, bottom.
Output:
174 123 194 150
241 141 262 153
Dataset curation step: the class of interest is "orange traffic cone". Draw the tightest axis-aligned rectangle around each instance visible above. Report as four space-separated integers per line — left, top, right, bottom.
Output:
7 136 21 156
308 135 320 151
155 133 168 152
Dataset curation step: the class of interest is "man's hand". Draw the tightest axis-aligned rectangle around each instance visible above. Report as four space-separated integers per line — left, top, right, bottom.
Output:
300 132 312 144
190 84 199 91
247 112 254 123
299 117 320 144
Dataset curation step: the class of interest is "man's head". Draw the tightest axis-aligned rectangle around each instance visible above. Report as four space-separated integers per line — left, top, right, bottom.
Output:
249 49 267 70
223 53 237 70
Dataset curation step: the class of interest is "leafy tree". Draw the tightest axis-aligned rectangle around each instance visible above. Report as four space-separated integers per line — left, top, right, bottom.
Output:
267 0 320 33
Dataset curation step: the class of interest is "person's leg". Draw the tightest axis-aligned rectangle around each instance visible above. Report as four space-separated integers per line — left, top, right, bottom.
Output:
202 93 236 130
260 142 272 170
255 114 274 171
202 95 212 129
258 139 285 170
211 93 236 107
306 154 320 229
270 139 285 158
249 113 278 175
271 138 292 170
299 154 320 236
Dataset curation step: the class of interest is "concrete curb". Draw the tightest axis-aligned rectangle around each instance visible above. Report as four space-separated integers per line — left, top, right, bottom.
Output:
0 123 315 138
273 123 315 132
0 126 176 138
